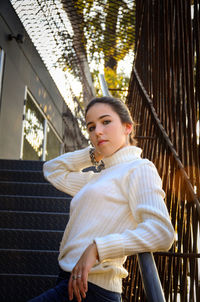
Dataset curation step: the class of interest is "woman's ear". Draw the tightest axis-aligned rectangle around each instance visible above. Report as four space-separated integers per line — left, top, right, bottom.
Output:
124 123 133 135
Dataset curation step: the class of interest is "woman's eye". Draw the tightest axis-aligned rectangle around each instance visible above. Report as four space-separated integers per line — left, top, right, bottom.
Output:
88 126 95 132
103 120 111 125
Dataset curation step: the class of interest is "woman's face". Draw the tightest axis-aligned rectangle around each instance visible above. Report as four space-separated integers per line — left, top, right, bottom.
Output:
86 103 132 158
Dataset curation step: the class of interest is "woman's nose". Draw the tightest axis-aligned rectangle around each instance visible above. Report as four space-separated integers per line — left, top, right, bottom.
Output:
95 124 103 136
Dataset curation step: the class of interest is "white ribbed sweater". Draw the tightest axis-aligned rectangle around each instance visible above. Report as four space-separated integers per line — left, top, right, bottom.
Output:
43 146 174 293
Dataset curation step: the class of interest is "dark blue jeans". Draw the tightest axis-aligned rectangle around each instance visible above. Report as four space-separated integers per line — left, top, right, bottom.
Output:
28 270 121 302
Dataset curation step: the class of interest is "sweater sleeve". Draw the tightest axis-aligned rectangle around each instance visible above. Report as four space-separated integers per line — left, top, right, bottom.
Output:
94 163 175 261
43 147 94 196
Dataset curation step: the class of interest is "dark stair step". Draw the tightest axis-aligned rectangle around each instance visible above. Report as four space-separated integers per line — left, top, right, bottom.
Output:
0 159 96 172
0 159 44 171
0 273 57 302
0 181 69 197
0 159 71 302
0 210 69 230
0 169 47 182
0 249 59 275
0 195 71 212
0 229 63 250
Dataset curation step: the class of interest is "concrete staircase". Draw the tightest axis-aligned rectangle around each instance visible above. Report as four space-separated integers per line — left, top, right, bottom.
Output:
0 159 72 301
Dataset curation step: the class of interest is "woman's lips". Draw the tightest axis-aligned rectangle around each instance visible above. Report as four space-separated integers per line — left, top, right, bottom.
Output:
98 140 107 146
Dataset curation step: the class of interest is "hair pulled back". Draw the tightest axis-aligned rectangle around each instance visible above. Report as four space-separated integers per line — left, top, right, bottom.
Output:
85 97 137 146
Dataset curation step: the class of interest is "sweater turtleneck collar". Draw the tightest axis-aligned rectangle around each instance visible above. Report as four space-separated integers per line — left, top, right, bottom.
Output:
102 146 142 169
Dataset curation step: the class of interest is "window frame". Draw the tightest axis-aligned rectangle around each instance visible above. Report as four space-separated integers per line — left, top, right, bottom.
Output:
0 48 5 112
20 88 63 160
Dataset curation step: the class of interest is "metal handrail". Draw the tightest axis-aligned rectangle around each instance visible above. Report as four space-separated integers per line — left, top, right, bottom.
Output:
99 73 166 302
138 253 166 302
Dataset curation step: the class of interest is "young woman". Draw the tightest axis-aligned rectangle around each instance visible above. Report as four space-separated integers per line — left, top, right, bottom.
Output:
29 97 174 302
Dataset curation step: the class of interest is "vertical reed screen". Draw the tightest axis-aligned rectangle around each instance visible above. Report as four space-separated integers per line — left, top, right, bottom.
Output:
123 1 200 301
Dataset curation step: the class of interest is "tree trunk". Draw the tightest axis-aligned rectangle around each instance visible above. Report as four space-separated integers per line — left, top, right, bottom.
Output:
62 0 95 107
104 0 122 72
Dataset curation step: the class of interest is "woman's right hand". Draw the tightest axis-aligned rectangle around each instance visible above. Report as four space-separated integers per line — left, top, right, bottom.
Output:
68 243 99 301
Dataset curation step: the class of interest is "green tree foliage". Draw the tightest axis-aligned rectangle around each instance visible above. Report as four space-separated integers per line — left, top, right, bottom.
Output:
82 0 135 67
62 0 135 100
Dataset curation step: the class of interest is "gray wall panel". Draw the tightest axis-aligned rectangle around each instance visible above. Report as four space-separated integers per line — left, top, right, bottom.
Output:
0 0 73 159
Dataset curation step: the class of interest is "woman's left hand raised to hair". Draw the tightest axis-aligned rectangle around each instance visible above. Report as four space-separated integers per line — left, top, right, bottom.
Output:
68 242 99 301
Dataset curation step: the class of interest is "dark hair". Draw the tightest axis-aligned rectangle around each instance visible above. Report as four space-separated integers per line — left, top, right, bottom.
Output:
85 97 137 146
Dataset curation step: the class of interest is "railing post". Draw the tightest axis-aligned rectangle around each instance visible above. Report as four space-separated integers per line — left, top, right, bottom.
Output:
99 74 111 97
99 74 166 302
138 253 166 302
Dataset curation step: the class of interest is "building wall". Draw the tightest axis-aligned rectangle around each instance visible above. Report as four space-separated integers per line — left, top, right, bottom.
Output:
0 0 87 159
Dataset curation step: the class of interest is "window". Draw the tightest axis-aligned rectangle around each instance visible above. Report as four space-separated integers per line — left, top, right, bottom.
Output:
21 90 62 160
0 48 5 111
